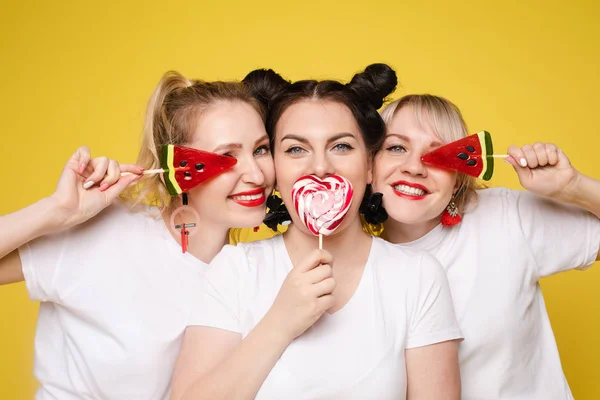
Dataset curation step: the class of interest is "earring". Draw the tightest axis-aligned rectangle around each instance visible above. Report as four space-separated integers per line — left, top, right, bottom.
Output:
263 191 292 232
359 191 388 225
169 193 200 253
441 199 462 226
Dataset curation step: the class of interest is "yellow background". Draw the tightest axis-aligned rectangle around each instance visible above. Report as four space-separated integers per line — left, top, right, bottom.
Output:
1 0 599 398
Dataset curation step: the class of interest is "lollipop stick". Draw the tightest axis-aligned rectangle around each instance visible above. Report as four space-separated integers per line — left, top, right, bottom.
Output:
319 234 323 250
120 169 166 177
491 154 508 158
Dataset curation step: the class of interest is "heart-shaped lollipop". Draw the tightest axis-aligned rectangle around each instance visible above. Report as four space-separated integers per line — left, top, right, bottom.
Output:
292 174 353 247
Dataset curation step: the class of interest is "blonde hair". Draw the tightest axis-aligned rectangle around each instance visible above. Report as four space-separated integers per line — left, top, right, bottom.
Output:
380 94 482 213
121 71 266 216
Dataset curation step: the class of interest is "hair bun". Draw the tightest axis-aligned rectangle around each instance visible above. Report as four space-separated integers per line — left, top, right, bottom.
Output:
243 68 290 109
347 63 397 109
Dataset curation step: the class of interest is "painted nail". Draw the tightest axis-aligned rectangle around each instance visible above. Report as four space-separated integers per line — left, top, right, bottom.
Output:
99 183 110 192
519 158 527 167
79 162 87 174
83 180 94 189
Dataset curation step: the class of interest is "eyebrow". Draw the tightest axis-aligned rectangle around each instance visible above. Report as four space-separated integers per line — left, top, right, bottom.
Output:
387 133 442 148
280 132 357 144
212 134 270 152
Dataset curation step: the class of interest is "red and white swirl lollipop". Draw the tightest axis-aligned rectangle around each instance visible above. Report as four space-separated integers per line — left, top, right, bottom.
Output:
292 174 354 248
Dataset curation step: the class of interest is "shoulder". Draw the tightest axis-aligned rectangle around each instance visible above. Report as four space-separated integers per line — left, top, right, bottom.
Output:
372 237 444 279
467 187 532 218
213 236 283 271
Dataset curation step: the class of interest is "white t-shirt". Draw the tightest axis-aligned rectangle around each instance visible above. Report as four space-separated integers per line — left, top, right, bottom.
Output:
190 235 462 400
19 202 208 400
397 187 600 400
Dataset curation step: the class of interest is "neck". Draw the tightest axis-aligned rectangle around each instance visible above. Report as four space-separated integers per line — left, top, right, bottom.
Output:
283 218 372 271
162 212 229 264
381 216 441 244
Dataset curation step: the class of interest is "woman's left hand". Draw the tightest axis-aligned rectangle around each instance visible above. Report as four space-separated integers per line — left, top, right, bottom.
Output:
506 142 580 200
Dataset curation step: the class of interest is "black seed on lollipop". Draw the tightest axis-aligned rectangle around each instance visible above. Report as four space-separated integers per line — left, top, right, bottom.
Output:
195 163 204 170
457 152 469 160
179 160 188 167
184 171 192 177
466 146 476 152
466 159 477 166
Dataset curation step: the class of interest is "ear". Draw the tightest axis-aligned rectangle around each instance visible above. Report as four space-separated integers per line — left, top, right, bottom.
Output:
367 156 374 185
452 175 461 196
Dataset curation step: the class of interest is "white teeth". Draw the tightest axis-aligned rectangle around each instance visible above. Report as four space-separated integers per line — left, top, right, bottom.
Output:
232 194 263 201
393 184 426 196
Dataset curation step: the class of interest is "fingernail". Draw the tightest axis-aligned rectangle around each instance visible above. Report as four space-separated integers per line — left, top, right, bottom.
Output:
79 162 87 174
519 158 527 167
83 180 94 189
99 183 109 192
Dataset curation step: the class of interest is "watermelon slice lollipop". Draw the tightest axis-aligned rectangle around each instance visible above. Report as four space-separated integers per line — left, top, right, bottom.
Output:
160 144 237 196
421 131 495 181
292 174 353 249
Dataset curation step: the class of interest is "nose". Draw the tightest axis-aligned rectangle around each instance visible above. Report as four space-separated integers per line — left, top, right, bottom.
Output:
400 151 427 177
240 155 266 186
313 151 335 178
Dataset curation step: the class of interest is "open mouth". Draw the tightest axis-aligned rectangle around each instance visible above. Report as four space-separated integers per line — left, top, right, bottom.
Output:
229 188 266 207
391 181 429 199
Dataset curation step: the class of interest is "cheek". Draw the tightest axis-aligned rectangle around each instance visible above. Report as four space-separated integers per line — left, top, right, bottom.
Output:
432 170 458 196
259 158 276 186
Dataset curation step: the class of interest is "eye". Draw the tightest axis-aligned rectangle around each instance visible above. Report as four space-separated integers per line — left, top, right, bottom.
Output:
386 144 407 153
284 146 306 156
332 143 353 152
254 145 270 156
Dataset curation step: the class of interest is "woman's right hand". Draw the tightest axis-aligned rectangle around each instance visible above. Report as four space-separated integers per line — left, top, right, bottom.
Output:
47 146 144 230
265 249 336 342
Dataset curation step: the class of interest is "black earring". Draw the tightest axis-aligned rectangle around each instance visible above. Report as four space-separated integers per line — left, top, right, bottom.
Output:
263 192 292 232
359 191 388 225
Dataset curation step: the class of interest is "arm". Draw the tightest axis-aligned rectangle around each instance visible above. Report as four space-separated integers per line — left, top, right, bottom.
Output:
0 198 62 284
406 340 460 400
405 253 463 400
171 318 290 400
0 147 142 285
171 249 336 400
507 143 600 261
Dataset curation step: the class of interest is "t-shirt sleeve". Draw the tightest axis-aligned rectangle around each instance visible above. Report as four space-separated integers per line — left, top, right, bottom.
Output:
187 244 246 334
406 253 463 349
514 190 600 278
18 230 70 303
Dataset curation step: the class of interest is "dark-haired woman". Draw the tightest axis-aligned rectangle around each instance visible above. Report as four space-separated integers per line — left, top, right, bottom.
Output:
171 64 463 400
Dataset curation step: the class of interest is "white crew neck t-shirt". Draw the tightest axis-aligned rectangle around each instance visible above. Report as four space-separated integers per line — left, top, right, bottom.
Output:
397 187 600 400
19 202 208 400
190 235 462 400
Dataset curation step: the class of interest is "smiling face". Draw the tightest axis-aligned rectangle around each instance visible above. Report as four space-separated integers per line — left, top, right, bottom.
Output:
184 100 275 229
273 99 371 237
373 104 458 228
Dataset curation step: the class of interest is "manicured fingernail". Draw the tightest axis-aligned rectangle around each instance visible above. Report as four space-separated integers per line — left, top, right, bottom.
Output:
83 180 94 189
79 162 87 174
519 158 527 167
99 183 110 192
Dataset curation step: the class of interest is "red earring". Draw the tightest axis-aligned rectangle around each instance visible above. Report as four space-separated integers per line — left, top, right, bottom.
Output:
170 193 200 253
441 199 462 226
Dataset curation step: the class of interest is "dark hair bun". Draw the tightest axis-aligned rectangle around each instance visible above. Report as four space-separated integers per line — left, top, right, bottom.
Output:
243 68 290 109
347 63 397 109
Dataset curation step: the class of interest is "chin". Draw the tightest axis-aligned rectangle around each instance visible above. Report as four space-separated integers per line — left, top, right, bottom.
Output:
231 210 267 229
385 210 430 226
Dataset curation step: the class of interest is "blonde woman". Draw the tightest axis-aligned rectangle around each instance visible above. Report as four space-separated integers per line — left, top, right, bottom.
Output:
369 94 600 399
0 71 275 399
